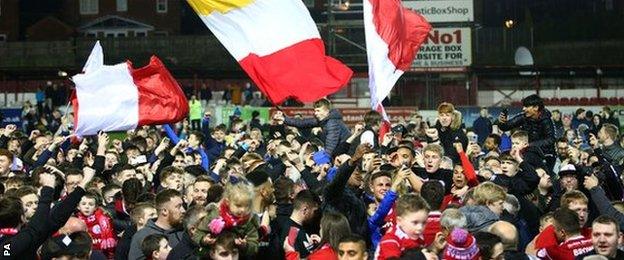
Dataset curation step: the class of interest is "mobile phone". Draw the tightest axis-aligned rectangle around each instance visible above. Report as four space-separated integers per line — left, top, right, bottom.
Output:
130 155 147 165
287 226 299 246
470 134 478 143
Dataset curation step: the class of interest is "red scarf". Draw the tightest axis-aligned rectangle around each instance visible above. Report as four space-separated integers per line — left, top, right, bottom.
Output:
76 208 117 257
219 200 250 229
0 228 18 239
114 198 129 217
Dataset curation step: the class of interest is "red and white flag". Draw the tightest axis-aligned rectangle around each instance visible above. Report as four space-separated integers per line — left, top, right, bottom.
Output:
187 0 353 105
364 0 431 125
71 41 189 136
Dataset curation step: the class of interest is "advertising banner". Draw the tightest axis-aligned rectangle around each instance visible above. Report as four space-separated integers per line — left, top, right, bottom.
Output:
403 0 474 23
412 27 472 69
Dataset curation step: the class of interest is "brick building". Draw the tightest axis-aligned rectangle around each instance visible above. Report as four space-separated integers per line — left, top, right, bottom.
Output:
0 0 19 41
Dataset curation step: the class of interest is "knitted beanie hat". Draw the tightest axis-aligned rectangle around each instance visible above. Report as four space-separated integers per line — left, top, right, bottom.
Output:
444 228 480 260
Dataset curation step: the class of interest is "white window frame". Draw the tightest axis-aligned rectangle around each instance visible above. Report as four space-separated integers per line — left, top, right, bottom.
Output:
116 0 127 12
80 0 99 15
156 0 167 13
0 34 6 42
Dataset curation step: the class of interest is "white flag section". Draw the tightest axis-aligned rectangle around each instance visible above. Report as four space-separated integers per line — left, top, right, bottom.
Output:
72 44 139 136
364 0 431 116
71 42 188 136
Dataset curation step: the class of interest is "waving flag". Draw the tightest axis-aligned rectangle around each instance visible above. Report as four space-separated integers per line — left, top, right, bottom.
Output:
71 41 188 136
187 0 353 104
364 0 431 125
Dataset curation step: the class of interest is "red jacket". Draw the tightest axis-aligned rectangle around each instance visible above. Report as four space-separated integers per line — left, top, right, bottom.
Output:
76 208 117 258
375 225 425 260
285 243 336 260
423 211 442 246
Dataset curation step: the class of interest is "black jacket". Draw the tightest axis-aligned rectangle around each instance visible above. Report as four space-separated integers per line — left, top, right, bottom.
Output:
114 224 136 260
0 186 86 260
492 161 539 197
499 109 556 156
321 162 368 238
266 203 294 260
434 122 468 164
284 109 351 155
167 232 199 260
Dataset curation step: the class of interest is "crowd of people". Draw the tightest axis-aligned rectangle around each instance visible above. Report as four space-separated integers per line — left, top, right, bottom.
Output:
1 93 624 260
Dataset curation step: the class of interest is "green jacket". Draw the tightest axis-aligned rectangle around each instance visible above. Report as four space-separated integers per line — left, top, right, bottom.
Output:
192 203 260 257
189 100 203 120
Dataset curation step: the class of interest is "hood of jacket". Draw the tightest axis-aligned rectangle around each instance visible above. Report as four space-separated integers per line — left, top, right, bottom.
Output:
460 205 499 233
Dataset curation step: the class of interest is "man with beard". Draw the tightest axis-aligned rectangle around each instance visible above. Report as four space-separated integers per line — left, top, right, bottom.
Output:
128 189 186 260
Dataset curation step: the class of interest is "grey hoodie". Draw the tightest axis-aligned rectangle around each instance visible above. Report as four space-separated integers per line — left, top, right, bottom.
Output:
460 205 499 233
127 219 184 260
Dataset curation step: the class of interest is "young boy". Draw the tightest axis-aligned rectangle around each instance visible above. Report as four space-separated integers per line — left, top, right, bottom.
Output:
141 234 172 260
375 193 430 260
75 192 117 258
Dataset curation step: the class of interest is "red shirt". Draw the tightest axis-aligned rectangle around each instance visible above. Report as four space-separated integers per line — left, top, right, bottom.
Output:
286 243 336 260
375 225 425 260
423 211 442 246
536 234 593 260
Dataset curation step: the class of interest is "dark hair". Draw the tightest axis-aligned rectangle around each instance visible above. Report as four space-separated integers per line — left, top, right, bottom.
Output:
364 110 382 127
122 178 144 205
472 232 501 260
159 166 184 184
556 137 569 144
320 211 351 250
521 94 544 111
313 98 331 109
487 134 501 146
274 177 295 204
553 208 581 235
14 185 37 199
214 124 227 133
0 148 14 162
141 234 167 259
0 196 23 228
369 171 392 185
293 189 320 210
190 131 205 144
155 189 182 211
592 215 619 233
41 231 93 259
211 231 240 255
339 233 366 246
421 181 445 210
206 184 225 204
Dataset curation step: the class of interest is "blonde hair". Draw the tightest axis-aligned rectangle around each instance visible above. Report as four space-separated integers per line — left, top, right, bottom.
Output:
451 110 462 130
224 182 255 204
423 143 445 157
473 182 506 206
560 190 588 208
